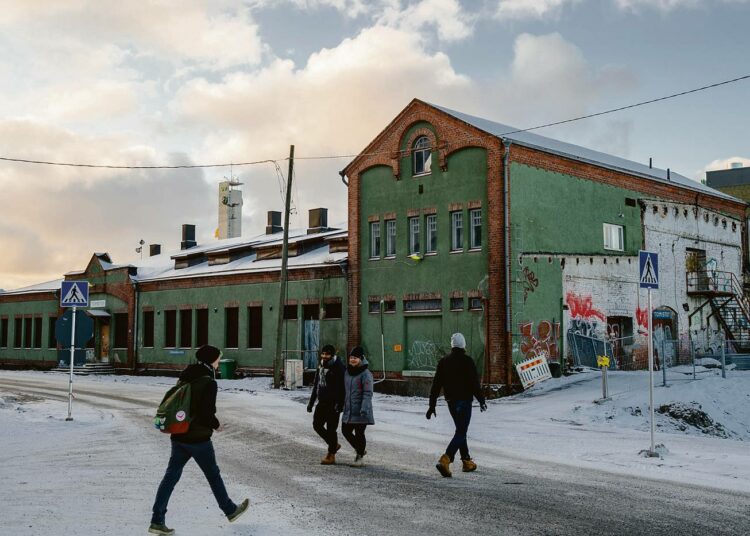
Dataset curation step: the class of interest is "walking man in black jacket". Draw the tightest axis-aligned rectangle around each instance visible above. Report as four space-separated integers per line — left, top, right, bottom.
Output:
426 333 487 478
149 345 249 535
307 344 346 464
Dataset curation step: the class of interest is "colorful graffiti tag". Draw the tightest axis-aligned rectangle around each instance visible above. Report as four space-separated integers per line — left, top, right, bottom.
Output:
635 306 648 335
519 320 560 359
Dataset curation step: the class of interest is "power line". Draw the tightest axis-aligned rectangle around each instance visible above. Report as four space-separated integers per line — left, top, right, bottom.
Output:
0 73 747 169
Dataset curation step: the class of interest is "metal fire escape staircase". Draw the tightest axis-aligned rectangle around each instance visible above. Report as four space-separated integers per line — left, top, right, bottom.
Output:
687 270 750 352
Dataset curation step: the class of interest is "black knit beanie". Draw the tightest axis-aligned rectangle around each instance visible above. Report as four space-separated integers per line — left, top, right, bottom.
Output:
349 346 364 359
320 344 336 356
196 345 221 364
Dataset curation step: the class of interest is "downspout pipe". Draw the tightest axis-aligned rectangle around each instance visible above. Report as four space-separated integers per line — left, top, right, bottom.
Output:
132 280 139 373
339 170 349 187
502 139 512 335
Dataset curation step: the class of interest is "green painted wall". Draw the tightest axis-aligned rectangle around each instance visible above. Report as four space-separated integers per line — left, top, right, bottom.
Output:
0 297 60 364
137 275 347 368
359 130 489 372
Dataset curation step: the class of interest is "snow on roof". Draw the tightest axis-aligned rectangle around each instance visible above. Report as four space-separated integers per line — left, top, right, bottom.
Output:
429 102 744 205
0 278 63 295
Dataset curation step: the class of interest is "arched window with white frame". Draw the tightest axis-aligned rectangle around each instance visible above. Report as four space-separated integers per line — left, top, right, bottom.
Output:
412 136 432 176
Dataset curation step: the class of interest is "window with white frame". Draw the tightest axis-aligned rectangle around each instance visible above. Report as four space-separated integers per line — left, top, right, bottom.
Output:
426 214 437 253
412 136 432 176
370 221 381 258
409 216 420 255
385 219 396 257
603 223 624 251
470 208 482 249
451 211 463 251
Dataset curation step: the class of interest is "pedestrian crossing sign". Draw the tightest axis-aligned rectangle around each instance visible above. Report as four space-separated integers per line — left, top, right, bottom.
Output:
60 281 89 307
639 251 659 289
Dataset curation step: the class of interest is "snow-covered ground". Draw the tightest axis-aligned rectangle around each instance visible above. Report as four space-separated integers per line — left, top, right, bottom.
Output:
0 367 748 535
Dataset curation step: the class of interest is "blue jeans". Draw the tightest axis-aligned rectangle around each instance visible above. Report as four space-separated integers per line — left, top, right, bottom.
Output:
151 440 237 525
445 399 472 462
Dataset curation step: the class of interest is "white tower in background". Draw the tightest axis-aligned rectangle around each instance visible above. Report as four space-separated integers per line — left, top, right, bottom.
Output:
218 179 243 239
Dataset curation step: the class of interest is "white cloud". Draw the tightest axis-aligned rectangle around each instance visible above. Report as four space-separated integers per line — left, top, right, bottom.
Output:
495 0 579 20
378 0 475 41
699 156 750 179
615 0 749 11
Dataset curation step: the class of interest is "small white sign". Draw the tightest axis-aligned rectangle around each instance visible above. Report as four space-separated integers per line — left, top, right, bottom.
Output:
516 354 553 389
175 410 186 422
90 300 106 308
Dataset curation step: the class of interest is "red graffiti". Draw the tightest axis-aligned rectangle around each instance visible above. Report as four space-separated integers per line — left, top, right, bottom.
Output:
520 320 560 359
635 307 649 335
565 292 605 321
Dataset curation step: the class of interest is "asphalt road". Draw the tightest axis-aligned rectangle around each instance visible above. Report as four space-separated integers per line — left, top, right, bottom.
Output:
1 374 748 536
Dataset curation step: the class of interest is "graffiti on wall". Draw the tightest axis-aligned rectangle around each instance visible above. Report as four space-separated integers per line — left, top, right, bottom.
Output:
635 307 649 335
565 292 605 338
521 267 539 303
408 340 442 370
519 320 560 359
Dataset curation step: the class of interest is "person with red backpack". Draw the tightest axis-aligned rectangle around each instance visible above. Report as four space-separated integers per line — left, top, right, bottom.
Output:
149 345 249 535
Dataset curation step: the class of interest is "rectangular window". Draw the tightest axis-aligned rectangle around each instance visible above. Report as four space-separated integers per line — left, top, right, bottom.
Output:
324 302 342 319
14 317 22 348
196 309 209 347
303 304 320 321
2 318 9 347
370 221 381 259
179 309 192 348
404 299 442 312
164 310 177 348
426 214 437 253
409 217 420 255
47 317 56 348
451 211 463 251
24 317 32 348
33 317 42 349
470 209 482 249
113 313 128 348
284 304 298 320
247 306 262 349
450 297 464 311
143 311 154 348
225 307 239 348
369 300 396 313
603 223 624 251
469 297 483 310
385 220 396 257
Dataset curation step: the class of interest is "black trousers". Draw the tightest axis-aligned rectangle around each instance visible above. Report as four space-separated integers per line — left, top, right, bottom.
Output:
341 423 367 456
312 402 340 454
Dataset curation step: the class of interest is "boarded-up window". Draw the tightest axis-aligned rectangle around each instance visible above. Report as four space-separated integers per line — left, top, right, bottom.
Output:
247 306 262 349
302 304 320 321
33 317 42 349
164 310 177 348
324 302 342 319
143 311 154 348
24 317 32 348
14 318 22 348
113 313 128 348
180 309 192 348
48 317 57 348
1 318 9 347
225 307 239 348
284 305 298 320
196 309 209 347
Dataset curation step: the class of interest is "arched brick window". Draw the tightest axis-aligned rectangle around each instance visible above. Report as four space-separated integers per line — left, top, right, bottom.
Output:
412 136 432 176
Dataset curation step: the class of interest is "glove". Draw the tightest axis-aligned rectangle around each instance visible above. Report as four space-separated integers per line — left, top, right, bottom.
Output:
307 403 313 413
480 402 487 413
426 406 436 420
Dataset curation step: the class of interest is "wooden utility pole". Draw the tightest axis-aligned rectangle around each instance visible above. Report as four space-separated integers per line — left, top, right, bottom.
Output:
273 145 294 388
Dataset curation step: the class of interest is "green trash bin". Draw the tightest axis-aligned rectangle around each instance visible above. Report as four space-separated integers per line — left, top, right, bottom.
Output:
218 359 236 379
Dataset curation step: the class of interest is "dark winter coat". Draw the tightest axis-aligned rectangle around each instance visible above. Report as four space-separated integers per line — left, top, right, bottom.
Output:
308 355 346 409
342 361 374 425
171 362 221 444
429 348 486 408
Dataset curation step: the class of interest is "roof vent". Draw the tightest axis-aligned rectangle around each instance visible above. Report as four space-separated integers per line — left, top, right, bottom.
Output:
308 208 329 234
181 224 197 250
266 211 283 234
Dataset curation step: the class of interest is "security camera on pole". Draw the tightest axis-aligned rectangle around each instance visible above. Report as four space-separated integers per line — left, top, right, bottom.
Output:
639 250 660 457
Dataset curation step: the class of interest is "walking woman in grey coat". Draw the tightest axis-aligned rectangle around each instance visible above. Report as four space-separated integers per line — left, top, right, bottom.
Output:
341 346 374 467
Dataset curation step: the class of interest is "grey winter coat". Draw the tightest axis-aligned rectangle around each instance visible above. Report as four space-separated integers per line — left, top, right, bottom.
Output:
342 362 374 425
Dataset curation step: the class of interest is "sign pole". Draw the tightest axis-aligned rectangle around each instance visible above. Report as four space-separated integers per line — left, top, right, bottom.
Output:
647 288 655 456
66 306 77 421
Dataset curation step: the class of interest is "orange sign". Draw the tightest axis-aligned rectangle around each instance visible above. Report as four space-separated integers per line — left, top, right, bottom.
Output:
393 344 402 352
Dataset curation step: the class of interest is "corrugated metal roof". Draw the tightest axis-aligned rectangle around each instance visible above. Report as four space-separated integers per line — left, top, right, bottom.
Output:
428 102 744 205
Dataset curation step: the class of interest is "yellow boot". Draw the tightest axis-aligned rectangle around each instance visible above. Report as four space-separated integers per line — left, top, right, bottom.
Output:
462 458 477 472
436 454 452 477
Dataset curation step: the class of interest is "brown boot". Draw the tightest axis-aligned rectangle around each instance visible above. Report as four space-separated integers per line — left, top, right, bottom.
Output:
462 458 477 472
436 454 452 477
321 452 336 465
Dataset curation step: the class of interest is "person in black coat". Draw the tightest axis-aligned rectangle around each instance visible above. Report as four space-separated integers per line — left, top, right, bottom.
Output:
149 345 248 535
426 333 487 478
307 344 346 464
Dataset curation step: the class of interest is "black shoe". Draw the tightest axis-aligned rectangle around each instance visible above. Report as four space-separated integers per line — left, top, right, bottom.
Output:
227 498 249 523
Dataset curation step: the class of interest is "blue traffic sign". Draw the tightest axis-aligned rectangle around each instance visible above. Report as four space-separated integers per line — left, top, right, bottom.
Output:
639 251 659 289
61 281 89 307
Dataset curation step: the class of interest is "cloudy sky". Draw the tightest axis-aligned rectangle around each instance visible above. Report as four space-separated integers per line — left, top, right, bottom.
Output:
1 0 749 289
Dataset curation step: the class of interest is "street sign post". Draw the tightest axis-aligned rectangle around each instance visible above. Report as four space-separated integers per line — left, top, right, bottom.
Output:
639 251 660 457
60 281 89 421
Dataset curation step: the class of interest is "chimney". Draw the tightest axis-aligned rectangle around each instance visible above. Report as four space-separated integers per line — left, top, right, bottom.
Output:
266 211 283 234
149 244 161 257
181 224 196 250
307 208 329 234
